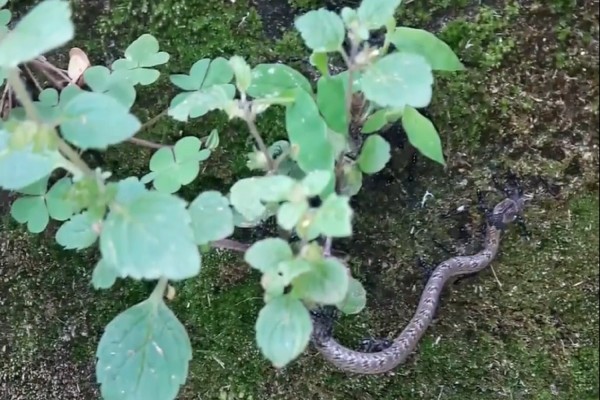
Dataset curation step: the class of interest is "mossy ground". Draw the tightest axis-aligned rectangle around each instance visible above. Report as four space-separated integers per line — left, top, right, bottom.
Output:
0 0 598 399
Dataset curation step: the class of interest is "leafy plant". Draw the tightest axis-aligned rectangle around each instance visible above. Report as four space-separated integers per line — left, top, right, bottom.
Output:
0 0 464 399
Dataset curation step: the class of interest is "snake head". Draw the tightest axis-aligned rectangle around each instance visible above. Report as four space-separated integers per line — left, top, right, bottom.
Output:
489 192 533 229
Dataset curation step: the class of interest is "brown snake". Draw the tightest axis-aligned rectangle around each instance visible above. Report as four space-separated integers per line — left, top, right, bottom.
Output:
309 193 530 374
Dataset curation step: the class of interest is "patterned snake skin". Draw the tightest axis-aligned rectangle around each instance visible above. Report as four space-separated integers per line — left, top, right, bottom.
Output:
310 194 530 374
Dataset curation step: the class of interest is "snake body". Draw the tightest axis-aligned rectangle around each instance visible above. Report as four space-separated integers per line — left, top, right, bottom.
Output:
310 195 528 374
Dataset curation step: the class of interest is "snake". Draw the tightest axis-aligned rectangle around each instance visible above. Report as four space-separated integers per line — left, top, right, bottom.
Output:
309 192 530 374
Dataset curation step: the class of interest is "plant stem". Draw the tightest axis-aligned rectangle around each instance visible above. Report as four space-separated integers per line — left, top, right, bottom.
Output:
127 137 170 149
138 109 168 133
151 277 169 302
8 68 95 176
245 116 275 171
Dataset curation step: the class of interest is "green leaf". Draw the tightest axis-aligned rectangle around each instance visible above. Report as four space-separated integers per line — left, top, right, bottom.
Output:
309 52 329 76
91 259 118 289
285 88 334 173
301 170 333 197
401 106 445 165
361 52 434 109
60 92 141 149
100 191 200 281
294 9 345 53
276 201 309 231
362 109 388 133
188 191 234 245
229 55 252 93
357 0 401 30
0 127 60 191
244 238 293 273
247 64 313 99
10 196 49 233
313 193 353 237
56 211 100 250
204 129 219 150
292 257 349 304
255 295 312 367
143 136 210 194
357 134 391 174
0 0 74 68
229 176 295 221
83 66 137 108
124 33 170 67
96 299 192 400
339 164 363 197
316 76 348 134
168 84 235 122
170 57 233 91
46 177 75 221
336 276 367 314
389 27 465 71
16 176 49 196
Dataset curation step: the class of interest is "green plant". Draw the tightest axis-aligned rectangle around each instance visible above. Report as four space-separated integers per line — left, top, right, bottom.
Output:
0 0 464 399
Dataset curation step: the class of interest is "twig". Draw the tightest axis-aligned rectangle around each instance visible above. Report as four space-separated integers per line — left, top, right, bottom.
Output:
490 265 502 289
28 61 65 89
32 57 71 83
22 64 43 93
211 238 250 252
127 137 170 150
138 109 168 133
245 116 275 171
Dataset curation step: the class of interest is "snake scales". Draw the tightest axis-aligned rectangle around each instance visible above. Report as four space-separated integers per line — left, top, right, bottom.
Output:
309 193 529 374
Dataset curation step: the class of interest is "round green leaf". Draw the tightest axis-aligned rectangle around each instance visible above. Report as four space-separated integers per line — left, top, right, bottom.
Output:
362 109 388 133
361 52 434 109
0 0 74 68
56 211 100 250
168 84 235 122
60 92 141 150
336 276 367 314
357 0 401 30
244 238 293 273
292 257 350 304
313 193 353 237
123 33 170 67
229 55 252 93
294 9 345 53
301 170 332 197
357 134 391 174
10 196 49 233
401 106 445 165
255 295 313 368
277 201 309 231
389 27 465 71
309 52 329 76
188 191 234 245
96 299 192 400
91 259 117 289
100 191 201 281
46 177 75 221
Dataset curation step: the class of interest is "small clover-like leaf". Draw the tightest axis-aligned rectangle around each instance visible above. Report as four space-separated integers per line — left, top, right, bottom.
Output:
123 34 170 67
277 201 309 231
60 92 141 149
357 134 391 174
91 259 117 289
10 196 49 233
361 52 434 109
294 9 345 53
247 64 313 99
188 191 234 245
313 193 353 237
244 238 294 273
255 295 312 368
56 211 100 250
292 257 349 304
46 177 75 221
0 0 74 68
100 191 200 281
230 176 295 221
229 55 252 93
301 170 333 197
357 0 402 30
401 106 445 165
336 276 367 314
144 136 210 194
204 129 219 150
285 88 334 173
96 299 192 400
83 66 137 108
389 27 465 71
170 57 233 91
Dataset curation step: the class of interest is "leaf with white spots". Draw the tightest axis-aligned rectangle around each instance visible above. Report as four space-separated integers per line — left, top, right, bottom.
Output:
96 298 192 400
99 191 201 281
247 64 313 99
